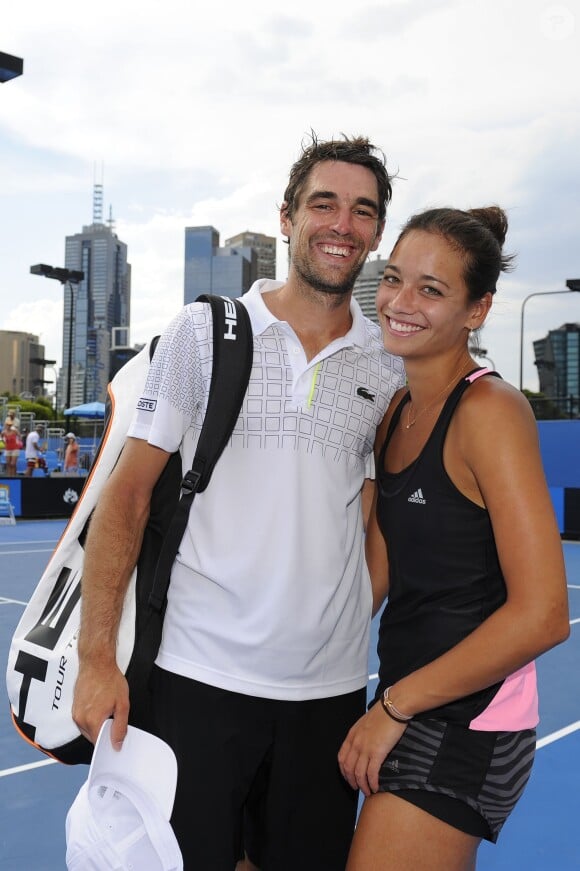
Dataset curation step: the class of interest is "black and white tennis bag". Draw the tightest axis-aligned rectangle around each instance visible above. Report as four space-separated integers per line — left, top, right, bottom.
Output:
6 295 253 764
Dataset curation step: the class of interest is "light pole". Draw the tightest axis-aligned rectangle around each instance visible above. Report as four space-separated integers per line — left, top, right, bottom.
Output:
30 357 58 420
518 279 580 392
30 264 84 410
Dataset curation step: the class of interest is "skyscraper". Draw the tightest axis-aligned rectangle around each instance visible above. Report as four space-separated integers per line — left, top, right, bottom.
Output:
184 226 258 305
224 231 277 281
533 322 580 416
63 185 131 404
352 255 386 324
0 330 45 397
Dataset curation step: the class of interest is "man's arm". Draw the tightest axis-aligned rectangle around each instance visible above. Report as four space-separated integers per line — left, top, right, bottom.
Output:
72 436 171 749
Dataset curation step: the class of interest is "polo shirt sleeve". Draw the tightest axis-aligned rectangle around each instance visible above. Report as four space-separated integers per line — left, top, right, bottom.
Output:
128 304 210 453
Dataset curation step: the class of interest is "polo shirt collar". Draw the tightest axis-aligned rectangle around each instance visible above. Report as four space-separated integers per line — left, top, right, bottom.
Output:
242 279 370 350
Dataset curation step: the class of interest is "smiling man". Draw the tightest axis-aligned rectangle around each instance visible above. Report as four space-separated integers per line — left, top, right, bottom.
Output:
72 132 405 871
282 159 384 298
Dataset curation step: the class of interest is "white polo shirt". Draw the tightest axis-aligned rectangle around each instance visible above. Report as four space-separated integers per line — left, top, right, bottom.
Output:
128 280 405 700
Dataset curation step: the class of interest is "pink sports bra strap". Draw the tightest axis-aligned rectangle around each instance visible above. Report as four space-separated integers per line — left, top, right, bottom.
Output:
466 367 492 383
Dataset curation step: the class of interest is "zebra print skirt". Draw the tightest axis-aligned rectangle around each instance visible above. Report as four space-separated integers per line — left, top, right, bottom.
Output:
377 717 536 842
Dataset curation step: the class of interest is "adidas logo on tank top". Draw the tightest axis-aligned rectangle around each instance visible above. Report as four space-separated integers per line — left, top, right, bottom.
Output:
407 488 427 505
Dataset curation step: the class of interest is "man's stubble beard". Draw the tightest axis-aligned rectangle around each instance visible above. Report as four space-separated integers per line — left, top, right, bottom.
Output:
292 249 366 299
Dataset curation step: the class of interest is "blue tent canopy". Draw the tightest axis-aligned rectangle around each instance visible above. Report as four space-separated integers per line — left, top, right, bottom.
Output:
64 401 106 418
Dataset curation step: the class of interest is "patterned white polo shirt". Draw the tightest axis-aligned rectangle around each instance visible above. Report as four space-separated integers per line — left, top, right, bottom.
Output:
128 279 405 700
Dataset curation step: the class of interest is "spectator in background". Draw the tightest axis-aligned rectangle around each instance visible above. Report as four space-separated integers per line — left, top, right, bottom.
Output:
1 414 21 477
25 424 48 477
64 433 80 475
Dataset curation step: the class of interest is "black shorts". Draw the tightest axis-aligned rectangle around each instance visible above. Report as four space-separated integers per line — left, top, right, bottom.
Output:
149 666 365 870
377 716 536 842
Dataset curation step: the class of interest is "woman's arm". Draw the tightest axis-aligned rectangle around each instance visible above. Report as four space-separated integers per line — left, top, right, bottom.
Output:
366 484 389 617
364 390 404 615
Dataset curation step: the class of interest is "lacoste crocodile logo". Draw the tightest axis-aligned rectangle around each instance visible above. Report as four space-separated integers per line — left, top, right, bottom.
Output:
356 387 376 402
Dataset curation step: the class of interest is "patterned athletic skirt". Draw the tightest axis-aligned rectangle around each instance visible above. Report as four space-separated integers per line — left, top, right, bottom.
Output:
377 717 536 842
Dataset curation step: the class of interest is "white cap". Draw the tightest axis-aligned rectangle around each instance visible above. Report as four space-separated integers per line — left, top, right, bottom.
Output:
65 720 183 870
65 432 76 439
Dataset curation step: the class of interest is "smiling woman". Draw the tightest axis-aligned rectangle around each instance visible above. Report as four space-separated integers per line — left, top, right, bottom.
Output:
338 206 570 871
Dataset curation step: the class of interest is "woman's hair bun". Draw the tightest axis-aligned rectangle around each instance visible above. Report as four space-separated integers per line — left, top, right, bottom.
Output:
468 206 508 248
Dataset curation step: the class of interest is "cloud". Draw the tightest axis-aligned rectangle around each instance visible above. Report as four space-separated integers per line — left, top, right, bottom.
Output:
2 0 579 392
0 299 63 367
341 0 460 38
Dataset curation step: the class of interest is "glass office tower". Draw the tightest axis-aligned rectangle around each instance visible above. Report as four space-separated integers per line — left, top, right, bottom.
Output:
352 255 387 324
534 322 580 416
224 231 276 281
63 217 131 405
184 226 257 305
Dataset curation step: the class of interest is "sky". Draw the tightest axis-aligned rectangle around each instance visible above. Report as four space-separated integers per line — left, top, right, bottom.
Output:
1 0 579 392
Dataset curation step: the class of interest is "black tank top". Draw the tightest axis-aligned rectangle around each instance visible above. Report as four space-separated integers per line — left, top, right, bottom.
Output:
375 369 506 724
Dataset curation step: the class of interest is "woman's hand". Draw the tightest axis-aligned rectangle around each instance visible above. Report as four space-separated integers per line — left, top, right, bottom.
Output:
338 700 408 796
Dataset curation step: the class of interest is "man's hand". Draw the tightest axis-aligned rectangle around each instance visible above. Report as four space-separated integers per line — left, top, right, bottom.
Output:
72 661 130 750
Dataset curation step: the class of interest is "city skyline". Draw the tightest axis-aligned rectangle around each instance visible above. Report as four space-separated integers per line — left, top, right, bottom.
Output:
2 1 579 390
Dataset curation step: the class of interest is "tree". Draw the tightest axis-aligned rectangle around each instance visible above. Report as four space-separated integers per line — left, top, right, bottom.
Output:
522 390 567 420
1 392 58 422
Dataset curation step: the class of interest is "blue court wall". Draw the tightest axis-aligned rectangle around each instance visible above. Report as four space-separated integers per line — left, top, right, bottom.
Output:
1 421 578 531
538 420 580 487
537 420 580 537
0 477 85 519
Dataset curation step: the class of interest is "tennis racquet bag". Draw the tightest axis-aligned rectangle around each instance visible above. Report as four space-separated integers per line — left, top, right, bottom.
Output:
6 295 253 764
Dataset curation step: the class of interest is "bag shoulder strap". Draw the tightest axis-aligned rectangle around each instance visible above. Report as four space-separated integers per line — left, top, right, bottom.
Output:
148 294 253 609
149 335 160 360
189 294 253 493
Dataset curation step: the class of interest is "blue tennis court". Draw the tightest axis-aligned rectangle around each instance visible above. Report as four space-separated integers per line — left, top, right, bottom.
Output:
1 519 579 869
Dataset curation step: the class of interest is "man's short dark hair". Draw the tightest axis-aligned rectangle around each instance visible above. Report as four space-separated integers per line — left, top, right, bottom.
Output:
282 131 393 224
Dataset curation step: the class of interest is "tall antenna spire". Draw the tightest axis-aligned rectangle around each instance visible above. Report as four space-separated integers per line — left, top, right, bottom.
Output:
107 204 115 232
92 161 104 224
